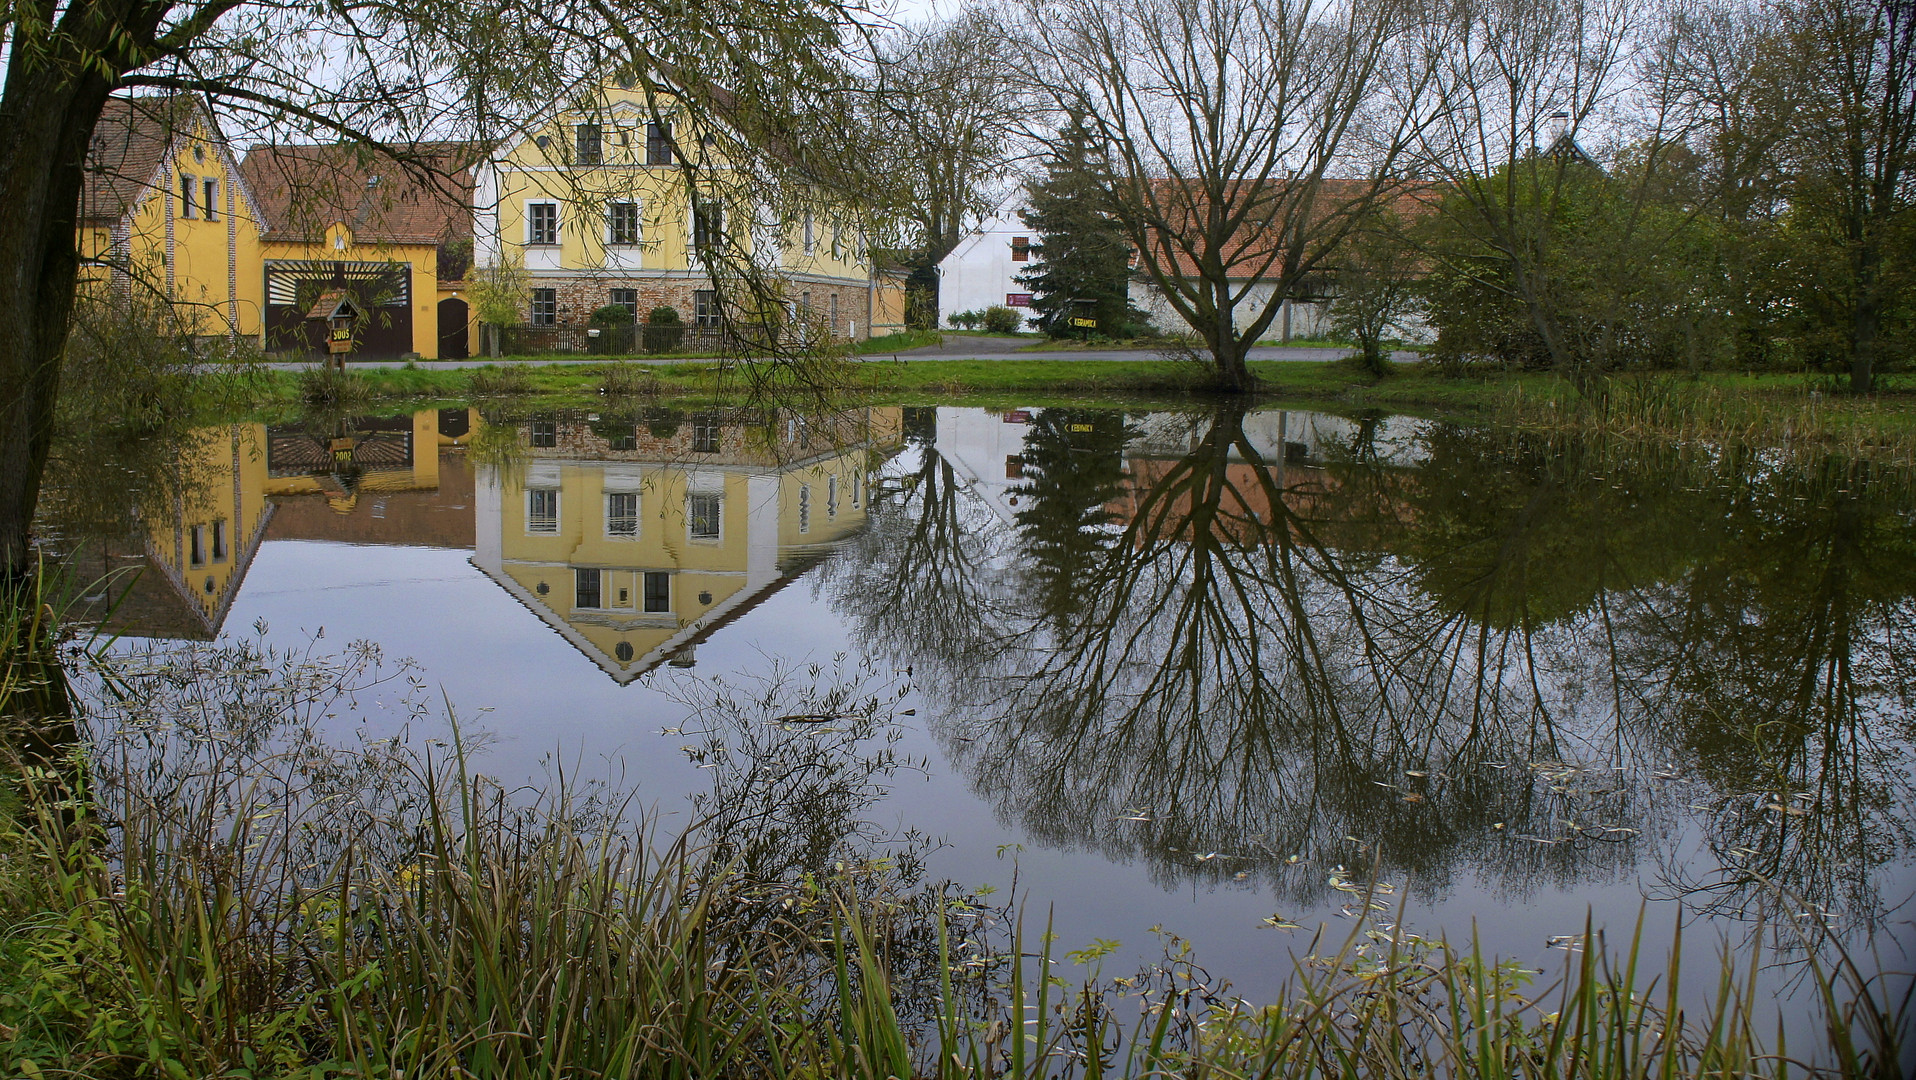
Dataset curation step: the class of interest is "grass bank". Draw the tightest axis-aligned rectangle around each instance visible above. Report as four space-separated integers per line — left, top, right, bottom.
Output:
1 607 1910 1078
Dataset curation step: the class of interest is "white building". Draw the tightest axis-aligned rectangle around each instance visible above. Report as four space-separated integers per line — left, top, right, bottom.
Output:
936 195 1037 331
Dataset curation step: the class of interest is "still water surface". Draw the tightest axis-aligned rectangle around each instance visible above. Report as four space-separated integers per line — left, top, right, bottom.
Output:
47 402 1916 1010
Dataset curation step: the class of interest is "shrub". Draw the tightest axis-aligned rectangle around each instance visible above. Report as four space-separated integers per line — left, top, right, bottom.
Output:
949 310 981 330
590 304 635 326
648 306 681 325
980 305 1023 334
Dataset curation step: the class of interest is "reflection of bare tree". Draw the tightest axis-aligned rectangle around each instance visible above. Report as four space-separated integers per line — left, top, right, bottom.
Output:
829 441 1024 678
831 407 1916 933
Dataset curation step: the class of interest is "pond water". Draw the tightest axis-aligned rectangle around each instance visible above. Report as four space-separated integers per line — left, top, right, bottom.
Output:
41 401 1916 1016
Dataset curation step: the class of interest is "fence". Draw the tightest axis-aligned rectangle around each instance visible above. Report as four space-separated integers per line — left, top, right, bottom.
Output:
491 324 732 357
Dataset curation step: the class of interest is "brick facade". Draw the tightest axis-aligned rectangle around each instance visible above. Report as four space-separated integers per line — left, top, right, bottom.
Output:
527 272 865 339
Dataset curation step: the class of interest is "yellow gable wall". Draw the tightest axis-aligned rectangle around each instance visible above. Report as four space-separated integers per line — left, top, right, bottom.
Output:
261 225 445 358
116 120 266 338
147 425 271 627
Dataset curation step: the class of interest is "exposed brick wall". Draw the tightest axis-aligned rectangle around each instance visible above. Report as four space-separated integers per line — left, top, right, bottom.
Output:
526 274 867 339
530 275 707 325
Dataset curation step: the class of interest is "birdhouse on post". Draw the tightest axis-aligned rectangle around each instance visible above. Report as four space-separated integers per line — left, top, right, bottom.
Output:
306 290 361 370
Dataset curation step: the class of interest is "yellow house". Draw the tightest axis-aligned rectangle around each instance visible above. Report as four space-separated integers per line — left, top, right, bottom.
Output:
241 144 479 359
473 86 905 345
472 407 902 681
79 96 267 339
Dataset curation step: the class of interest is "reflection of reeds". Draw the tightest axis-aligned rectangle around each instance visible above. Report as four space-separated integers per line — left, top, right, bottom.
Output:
0 629 1906 1076
1501 378 1916 466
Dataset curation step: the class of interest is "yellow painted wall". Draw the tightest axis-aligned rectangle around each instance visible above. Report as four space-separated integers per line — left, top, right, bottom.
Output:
148 425 271 626
262 225 444 358
79 114 266 338
491 87 879 331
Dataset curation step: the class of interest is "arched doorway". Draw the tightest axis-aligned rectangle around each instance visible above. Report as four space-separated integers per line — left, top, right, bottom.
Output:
438 297 470 359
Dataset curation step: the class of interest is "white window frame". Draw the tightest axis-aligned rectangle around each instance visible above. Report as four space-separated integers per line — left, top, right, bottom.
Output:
526 487 561 534
686 492 722 543
605 490 641 539
526 201 560 246
606 201 641 247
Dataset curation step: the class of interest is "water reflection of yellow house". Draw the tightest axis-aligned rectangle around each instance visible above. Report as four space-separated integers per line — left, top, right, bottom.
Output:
77 425 274 640
81 409 468 639
474 408 901 682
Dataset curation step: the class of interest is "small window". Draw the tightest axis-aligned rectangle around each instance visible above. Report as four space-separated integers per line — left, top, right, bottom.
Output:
527 488 560 532
530 288 557 327
827 475 838 518
798 484 811 534
691 413 721 453
693 289 720 328
1006 455 1025 479
829 293 839 334
211 520 228 562
692 201 723 252
687 493 721 541
607 202 639 246
528 202 559 246
529 420 557 447
803 210 815 256
606 426 637 451
575 566 602 609
203 179 220 222
189 525 207 567
1011 236 1030 262
609 288 638 318
645 122 674 165
800 290 811 314
643 571 671 612
574 123 603 165
850 472 861 508
606 491 639 537
180 174 197 219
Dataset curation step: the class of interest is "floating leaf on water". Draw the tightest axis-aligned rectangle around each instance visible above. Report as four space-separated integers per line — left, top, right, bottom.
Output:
1402 794 1424 804
1261 914 1301 930
1405 770 1428 778
1492 822 1506 830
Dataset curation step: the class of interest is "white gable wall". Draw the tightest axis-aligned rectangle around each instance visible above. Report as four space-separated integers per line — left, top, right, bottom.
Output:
936 199 1036 331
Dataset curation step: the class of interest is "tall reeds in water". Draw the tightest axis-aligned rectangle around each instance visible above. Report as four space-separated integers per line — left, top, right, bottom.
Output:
1 626 1909 1078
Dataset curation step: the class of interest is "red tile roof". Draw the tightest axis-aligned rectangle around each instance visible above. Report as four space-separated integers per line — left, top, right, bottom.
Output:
240 142 479 246
1138 177 1440 280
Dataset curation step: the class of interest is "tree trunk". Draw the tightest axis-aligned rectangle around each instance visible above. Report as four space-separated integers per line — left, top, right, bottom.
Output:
1849 242 1881 394
0 62 114 581
1211 338 1257 394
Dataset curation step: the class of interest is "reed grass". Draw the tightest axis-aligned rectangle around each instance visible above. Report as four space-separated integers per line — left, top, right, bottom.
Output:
293 365 374 410
0 626 1908 1078
597 359 663 400
1502 376 1916 466
465 363 537 397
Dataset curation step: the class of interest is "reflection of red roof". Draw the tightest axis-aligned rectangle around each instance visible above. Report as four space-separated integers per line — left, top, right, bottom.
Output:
81 96 200 224
1140 178 1439 280
240 142 477 245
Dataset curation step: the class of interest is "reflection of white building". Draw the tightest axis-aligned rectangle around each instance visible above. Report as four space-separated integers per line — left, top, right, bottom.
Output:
473 410 898 682
936 194 1036 330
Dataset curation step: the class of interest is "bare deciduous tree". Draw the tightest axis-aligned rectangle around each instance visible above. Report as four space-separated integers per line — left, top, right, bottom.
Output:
1025 0 1433 392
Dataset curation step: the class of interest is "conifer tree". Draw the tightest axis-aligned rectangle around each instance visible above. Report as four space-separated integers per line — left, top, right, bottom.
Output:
1018 111 1142 338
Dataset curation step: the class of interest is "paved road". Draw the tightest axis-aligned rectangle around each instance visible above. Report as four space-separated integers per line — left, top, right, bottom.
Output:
259 336 1413 370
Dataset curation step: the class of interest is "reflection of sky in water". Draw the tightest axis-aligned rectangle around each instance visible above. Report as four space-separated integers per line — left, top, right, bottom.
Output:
92 405 1916 1026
